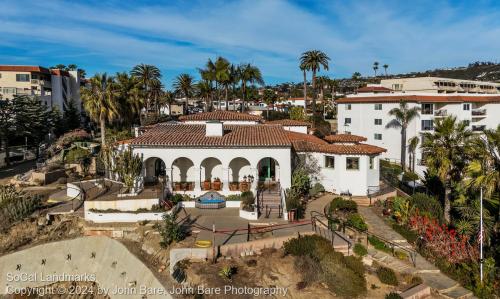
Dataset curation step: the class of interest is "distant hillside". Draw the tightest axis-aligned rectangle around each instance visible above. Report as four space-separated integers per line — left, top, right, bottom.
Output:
389 61 500 82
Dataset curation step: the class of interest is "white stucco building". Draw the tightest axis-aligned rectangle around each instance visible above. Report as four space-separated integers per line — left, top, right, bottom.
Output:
379 77 500 94
127 111 385 197
336 92 500 175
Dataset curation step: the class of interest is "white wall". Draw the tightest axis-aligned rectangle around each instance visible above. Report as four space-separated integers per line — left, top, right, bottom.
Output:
306 152 380 196
282 126 308 134
84 198 159 212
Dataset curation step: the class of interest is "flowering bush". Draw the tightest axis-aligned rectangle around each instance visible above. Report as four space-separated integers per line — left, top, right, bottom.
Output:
408 212 478 263
56 129 91 149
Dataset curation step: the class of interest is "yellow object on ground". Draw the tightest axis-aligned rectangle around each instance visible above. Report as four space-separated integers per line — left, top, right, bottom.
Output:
195 240 212 248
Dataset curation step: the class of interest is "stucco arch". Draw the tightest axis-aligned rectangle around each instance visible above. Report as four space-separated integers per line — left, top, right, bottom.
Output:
200 157 223 181
172 157 195 182
228 157 252 182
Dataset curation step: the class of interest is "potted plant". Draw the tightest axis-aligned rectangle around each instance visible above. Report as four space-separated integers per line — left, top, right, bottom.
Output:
213 177 221 191
240 180 249 192
174 182 181 191
203 179 211 190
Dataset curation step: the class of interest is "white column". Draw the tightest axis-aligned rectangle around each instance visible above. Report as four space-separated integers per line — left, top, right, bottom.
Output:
194 167 202 192
222 165 230 193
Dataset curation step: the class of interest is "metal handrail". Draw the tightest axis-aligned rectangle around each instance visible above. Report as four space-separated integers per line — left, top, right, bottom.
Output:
310 211 352 254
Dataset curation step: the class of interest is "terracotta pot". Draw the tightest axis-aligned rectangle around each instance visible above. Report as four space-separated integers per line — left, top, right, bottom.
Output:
229 182 239 191
240 181 249 191
174 183 181 191
203 181 211 190
213 180 221 191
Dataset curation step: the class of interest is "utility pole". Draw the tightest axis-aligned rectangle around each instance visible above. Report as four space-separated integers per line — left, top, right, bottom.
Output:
480 188 484 283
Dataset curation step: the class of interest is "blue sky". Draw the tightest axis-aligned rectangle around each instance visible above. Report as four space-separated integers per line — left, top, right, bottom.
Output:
1 0 499 86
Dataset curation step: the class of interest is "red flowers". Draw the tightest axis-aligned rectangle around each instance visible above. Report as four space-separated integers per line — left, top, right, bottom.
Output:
408 212 478 263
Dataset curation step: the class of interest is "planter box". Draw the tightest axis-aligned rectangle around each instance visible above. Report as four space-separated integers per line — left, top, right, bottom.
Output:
31 169 66 185
239 209 258 220
180 201 196 208
226 201 242 208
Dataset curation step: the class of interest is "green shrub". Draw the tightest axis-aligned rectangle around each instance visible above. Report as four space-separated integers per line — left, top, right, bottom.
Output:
65 147 91 163
0 185 42 230
283 235 331 260
410 193 443 223
343 255 365 277
321 256 367 298
225 194 241 201
368 236 391 253
385 292 403 299
347 213 368 231
394 250 408 261
309 182 325 197
157 210 184 247
354 243 368 256
329 197 358 213
285 188 305 219
294 256 322 284
402 171 419 182
392 224 418 243
376 266 398 286
292 168 310 196
170 194 184 205
241 191 254 211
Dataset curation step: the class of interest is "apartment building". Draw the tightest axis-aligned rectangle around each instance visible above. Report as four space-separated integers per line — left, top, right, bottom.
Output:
0 65 82 112
336 92 500 176
379 77 500 94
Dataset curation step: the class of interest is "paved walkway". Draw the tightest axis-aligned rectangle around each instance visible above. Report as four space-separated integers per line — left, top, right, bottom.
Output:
358 206 475 299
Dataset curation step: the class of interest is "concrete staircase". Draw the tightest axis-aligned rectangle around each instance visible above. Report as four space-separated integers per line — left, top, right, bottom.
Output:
259 190 283 219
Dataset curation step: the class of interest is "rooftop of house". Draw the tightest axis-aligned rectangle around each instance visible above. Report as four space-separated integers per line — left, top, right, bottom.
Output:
324 134 367 143
356 86 392 93
178 110 262 122
265 119 312 127
337 94 500 104
130 122 385 155
0 65 51 74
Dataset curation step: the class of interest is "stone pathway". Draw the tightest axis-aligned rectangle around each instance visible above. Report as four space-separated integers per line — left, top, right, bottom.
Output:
358 206 475 299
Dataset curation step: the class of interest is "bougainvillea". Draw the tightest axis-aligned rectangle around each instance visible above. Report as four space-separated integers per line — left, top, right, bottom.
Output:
408 211 478 263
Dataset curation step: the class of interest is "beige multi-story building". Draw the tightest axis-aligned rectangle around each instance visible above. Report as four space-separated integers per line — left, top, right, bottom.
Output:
0 65 82 112
379 77 500 94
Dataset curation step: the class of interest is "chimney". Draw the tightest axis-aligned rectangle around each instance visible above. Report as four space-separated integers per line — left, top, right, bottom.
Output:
205 121 224 137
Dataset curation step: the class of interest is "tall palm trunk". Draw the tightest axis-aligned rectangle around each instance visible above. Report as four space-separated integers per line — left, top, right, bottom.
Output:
99 114 108 178
302 69 307 111
311 69 317 115
168 102 172 117
400 127 407 170
444 184 451 223
225 86 229 111
240 82 246 113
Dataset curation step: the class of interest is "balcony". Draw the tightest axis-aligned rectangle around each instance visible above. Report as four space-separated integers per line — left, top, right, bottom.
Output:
471 109 487 117
433 109 447 117
472 125 486 132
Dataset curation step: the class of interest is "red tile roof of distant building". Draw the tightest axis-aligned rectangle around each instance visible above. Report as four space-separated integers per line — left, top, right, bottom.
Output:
178 111 262 122
357 86 392 93
0 65 50 74
265 119 312 127
324 134 367 143
50 69 70 77
337 95 500 103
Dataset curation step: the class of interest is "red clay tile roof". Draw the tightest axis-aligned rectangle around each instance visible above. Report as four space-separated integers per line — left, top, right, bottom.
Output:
357 86 392 92
324 134 367 143
265 119 312 127
131 124 291 147
50 69 70 77
286 131 386 155
337 95 500 104
178 111 262 122
0 65 50 74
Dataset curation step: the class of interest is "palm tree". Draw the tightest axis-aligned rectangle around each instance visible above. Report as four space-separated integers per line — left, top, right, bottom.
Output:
373 61 379 77
173 74 195 114
238 63 264 112
229 64 240 111
196 80 212 113
300 62 308 111
149 79 164 120
421 116 472 222
466 125 500 217
156 90 174 117
352 72 362 80
114 72 143 125
408 136 419 173
130 64 161 121
215 57 231 110
81 73 118 147
300 50 330 114
199 59 216 112
386 101 420 170
383 64 389 77
262 89 277 119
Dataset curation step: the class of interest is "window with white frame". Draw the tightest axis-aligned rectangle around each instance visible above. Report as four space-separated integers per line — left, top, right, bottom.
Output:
16 74 30 82
421 119 434 131
421 103 433 115
324 156 335 168
374 133 382 140
374 103 382 110
463 103 470 111
346 157 360 170
374 119 382 125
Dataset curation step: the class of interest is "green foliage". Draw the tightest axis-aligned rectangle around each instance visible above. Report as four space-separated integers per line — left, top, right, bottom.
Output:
225 194 241 201
241 191 254 211
309 182 325 197
105 128 133 144
63 99 81 131
385 292 403 299
391 224 418 244
157 210 184 247
402 171 419 182
310 115 331 138
289 106 306 120
0 185 41 230
56 129 91 149
329 197 358 214
170 194 184 205
368 236 391 253
410 193 443 223
354 243 368 257
393 196 412 225
346 213 368 231
263 110 289 121
291 168 310 196
376 266 398 286
218 265 236 281
113 148 142 191
285 188 305 218
65 147 91 163
380 160 403 186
